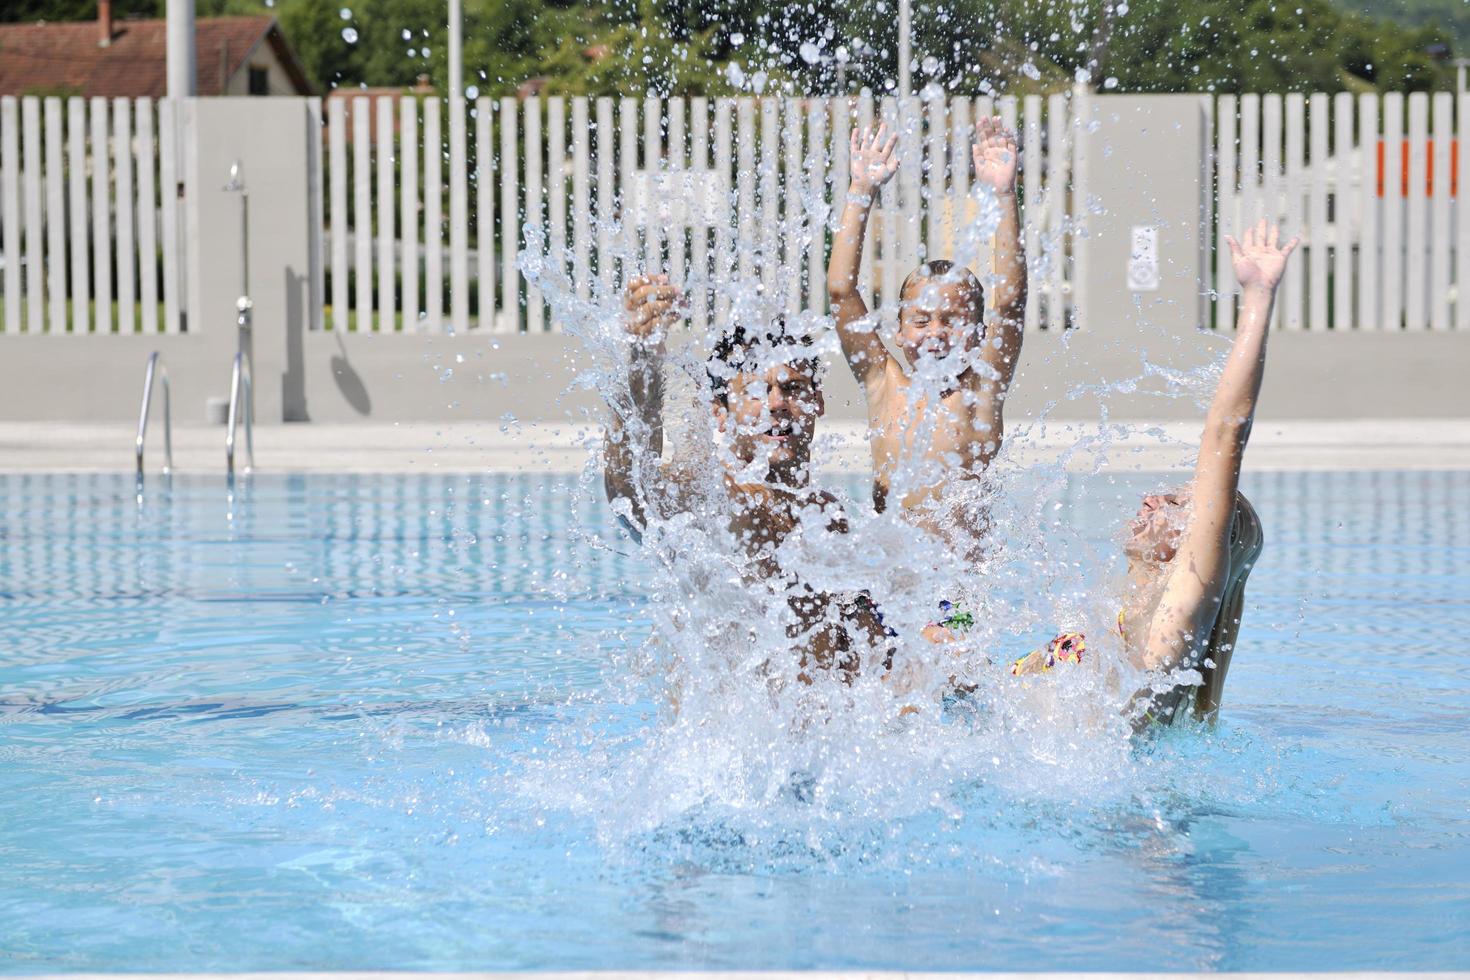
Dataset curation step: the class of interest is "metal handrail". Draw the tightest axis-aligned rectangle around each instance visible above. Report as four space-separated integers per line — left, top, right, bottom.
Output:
225 350 254 479
135 351 173 476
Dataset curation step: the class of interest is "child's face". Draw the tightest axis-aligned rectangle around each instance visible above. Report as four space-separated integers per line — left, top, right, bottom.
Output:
897 279 981 365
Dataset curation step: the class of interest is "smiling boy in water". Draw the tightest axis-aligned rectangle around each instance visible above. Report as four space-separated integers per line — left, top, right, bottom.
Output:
826 118 1026 526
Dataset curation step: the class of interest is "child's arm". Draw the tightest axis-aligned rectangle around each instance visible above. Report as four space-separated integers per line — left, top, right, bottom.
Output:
603 274 680 533
971 117 1025 396
1142 221 1298 673
826 124 899 388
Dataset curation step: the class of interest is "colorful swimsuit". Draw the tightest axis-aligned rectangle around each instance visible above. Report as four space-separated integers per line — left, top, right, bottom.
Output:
930 601 1085 675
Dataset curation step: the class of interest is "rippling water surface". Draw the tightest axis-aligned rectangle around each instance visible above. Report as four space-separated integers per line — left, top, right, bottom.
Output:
1 471 1466 972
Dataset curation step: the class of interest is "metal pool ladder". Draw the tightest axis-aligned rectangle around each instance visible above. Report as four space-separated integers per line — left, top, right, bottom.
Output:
136 351 173 476
226 345 254 480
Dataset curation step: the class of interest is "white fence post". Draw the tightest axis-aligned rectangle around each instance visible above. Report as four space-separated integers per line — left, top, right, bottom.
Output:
1282 93 1304 329
351 97 372 332
688 96 709 329
159 98 180 333
424 97 443 331
1381 93 1404 329
1021 94 1041 333
0 97 17 333
401 95 420 330
499 97 518 329
136 98 159 335
548 95 567 332
22 97 43 334
595 97 614 296
449 95 470 332
1307 93 1328 331
44 98 66 334
376 96 395 332
1043 93 1068 330
525 96 543 333
1429 92 1451 331
89 97 111 334
1332 91 1353 331
782 96 803 311
1215 94 1237 331
570 96 590 307
1404 92 1428 330
712 97 733 323
1458 93 1470 331
67 97 91 334
114 98 136 336
474 96 494 330
805 97 826 317
1358 93 1379 330
328 97 347 331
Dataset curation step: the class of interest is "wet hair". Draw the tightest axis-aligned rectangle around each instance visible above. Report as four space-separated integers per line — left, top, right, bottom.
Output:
899 259 985 312
1190 493 1264 721
707 316 820 406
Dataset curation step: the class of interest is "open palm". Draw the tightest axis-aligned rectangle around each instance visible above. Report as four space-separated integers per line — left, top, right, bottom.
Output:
1227 219 1300 291
848 124 899 194
971 116 1018 193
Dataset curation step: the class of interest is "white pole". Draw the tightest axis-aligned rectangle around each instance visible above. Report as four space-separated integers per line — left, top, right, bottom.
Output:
166 0 195 98
448 0 462 104
898 0 911 96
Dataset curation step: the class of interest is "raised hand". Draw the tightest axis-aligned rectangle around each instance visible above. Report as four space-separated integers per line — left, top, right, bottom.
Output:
623 274 682 343
1225 219 1300 293
971 116 1018 195
848 124 899 196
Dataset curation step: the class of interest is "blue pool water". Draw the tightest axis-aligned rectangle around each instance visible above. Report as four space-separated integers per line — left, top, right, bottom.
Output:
1 470 1467 971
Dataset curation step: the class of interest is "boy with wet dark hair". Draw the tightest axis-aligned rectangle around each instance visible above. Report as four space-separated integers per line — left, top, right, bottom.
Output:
827 118 1027 523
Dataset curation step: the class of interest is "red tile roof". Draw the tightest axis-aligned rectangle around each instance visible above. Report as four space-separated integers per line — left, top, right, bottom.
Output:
0 15 314 98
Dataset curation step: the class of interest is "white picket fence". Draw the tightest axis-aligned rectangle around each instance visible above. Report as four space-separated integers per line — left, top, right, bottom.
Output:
1215 91 1470 331
323 92 1079 334
0 95 184 335
2 91 1467 336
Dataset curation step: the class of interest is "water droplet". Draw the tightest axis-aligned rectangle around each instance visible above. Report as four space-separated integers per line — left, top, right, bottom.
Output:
342 27 358 43
466 85 479 100
799 42 821 65
401 28 412 41
338 7 351 19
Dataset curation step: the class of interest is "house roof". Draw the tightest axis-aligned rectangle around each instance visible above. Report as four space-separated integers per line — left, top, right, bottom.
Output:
0 15 315 98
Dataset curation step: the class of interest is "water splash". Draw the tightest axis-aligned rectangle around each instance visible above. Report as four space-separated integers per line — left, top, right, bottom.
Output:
512 145 1271 858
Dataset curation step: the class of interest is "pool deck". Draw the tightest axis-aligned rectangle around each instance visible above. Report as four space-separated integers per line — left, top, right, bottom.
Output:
2 418 1467 475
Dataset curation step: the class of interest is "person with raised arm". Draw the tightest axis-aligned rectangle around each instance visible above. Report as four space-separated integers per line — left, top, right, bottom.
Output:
603 274 884 682
1003 219 1299 727
826 118 1027 521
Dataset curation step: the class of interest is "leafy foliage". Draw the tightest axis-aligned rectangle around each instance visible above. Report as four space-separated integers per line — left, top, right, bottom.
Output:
3 0 1453 96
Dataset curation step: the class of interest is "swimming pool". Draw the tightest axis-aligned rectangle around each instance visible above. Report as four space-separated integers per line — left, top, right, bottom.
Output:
1 470 1467 972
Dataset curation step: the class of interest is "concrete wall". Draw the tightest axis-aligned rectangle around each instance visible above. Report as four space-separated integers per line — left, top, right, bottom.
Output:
0 327 1465 426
